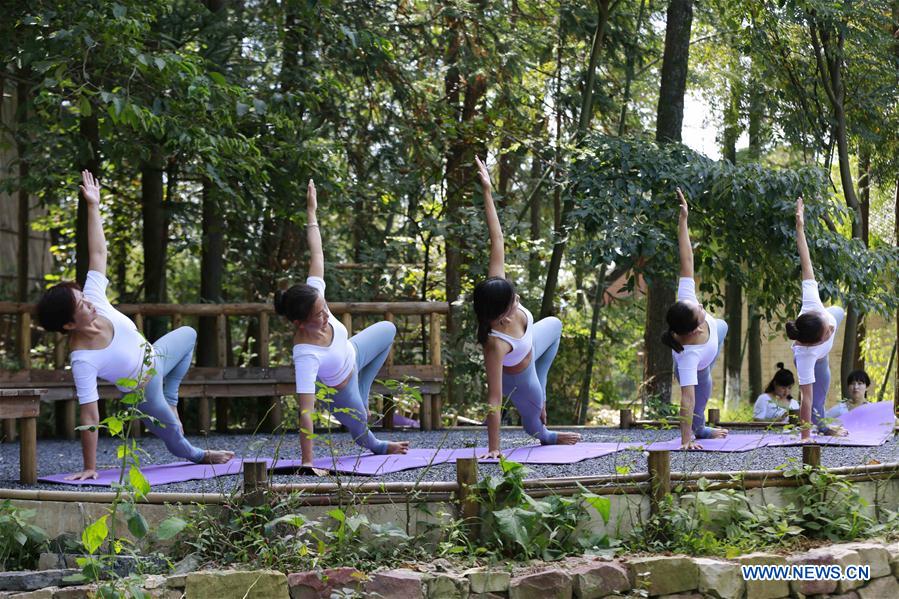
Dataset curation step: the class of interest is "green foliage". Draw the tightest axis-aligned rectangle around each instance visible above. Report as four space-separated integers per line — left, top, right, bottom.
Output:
473 459 612 561
0 500 49 571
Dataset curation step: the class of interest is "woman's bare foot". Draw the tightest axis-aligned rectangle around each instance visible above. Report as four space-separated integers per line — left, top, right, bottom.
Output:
386 441 410 454
557 432 581 445
202 450 235 464
820 425 848 437
710 427 728 439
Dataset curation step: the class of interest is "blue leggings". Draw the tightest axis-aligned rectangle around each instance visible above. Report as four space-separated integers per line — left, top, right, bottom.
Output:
675 319 728 439
501 316 562 445
809 306 845 432
141 326 205 463
331 321 396 455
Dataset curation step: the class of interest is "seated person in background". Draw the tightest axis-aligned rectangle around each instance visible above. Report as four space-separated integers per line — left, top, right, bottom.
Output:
826 369 871 419
753 362 799 421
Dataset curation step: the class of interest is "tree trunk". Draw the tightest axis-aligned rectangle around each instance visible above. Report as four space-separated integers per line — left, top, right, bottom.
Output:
643 0 694 405
197 179 223 369
15 77 29 303
853 147 871 372
578 266 608 424
540 0 613 318
618 0 647 136
528 144 544 285
141 144 167 342
747 305 762 400
724 281 743 410
76 114 100 286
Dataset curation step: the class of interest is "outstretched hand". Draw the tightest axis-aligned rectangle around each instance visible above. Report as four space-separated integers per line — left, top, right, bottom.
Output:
475 155 491 190
676 187 688 220
796 196 805 229
307 179 317 213
80 170 100 206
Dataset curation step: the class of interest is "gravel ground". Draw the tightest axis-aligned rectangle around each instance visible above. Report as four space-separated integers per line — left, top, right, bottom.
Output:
1 426 896 494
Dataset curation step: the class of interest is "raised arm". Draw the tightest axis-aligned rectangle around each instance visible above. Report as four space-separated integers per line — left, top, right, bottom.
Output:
795 197 814 281
483 341 505 458
306 179 324 279
476 156 504 278
676 187 693 278
82 171 106 276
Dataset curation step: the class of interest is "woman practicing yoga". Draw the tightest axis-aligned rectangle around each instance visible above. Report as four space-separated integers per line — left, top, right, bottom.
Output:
753 363 798 421
276 179 409 466
35 171 234 481
661 188 728 449
787 197 847 439
826 370 871 419
472 156 580 458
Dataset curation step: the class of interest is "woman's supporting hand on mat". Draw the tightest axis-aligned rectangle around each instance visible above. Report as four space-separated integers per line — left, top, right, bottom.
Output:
201 450 235 464
65 468 98 481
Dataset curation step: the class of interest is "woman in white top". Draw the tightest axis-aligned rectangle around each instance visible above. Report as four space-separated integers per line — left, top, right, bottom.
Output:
826 369 871 419
660 188 729 449
275 180 409 466
35 171 234 481
472 157 581 458
786 197 847 439
753 363 799 421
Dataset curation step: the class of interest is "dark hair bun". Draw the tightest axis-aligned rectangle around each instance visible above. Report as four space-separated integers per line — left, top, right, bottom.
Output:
785 321 799 340
776 362 784 370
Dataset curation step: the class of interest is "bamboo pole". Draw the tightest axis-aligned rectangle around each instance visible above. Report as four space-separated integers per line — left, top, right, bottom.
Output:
455 458 480 539
19 417 37 484
243 460 269 507
648 450 670 514
619 409 633 429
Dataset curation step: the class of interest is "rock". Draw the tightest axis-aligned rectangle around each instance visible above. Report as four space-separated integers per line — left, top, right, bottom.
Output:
785 551 838 596
693 558 744 599
840 543 892 579
735 552 790 599
808 545 862 593
7 589 56 599
626 556 698 597
427 573 468 598
569 561 630 599
51 586 96 599
166 574 187 589
469 594 505 599
0 571 81 593
37 554 65 571
509 569 572 599
655 594 704 599
185 570 289 599
288 567 364 599
826 592 860 599
141 575 167 590
857 576 899 599
172 553 203 575
364 570 426 599
466 569 510 594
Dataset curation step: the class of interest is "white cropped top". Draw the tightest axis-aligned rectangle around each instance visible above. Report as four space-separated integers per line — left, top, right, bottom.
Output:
672 277 721 387
292 276 356 394
489 304 534 367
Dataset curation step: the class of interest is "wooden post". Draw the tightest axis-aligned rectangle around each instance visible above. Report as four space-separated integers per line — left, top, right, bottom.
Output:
384 312 395 367
648 450 671 515
18 312 31 369
172 313 183 330
214 313 227 433
62 399 77 440
455 458 480 540
20 416 37 485
383 396 395 430
199 393 211 435
54 333 67 368
341 313 353 335
619 409 633 429
788 409 800 427
431 394 442 431
258 311 282 432
242 460 269 507
430 314 442 367
2 420 16 443
133 312 144 334
420 394 432 432
128 418 143 438
707 408 720 426
802 444 821 469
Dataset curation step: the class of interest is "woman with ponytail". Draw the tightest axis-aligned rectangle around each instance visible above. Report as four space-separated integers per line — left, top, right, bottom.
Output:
472 156 580 458
662 188 729 449
787 197 847 439
753 363 798 421
277 180 409 466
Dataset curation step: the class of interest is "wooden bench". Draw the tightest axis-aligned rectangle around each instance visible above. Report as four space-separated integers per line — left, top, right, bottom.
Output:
0 388 44 483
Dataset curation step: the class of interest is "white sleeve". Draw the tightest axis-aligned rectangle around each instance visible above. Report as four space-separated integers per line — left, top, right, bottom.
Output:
753 395 769 420
82 270 113 309
306 276 326 299
794 350 817 386
674 349 701 387
294 351 321 394
71 360 100 405
799 280 825 315
677 277 698 303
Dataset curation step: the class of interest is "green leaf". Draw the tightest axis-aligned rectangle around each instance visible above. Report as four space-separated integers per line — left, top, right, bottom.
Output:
128 466 150 499
127 512 148 539
82 515 109 554
156 516 187 541
582 494 612 525
328 508 346 523
208 71 226 85
263 514 306 535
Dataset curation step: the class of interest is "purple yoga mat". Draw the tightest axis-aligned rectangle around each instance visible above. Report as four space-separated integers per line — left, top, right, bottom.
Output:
643 433 773 453
762 401 895 448
39 459 246 487
447 442 640 465
311 448 455 475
